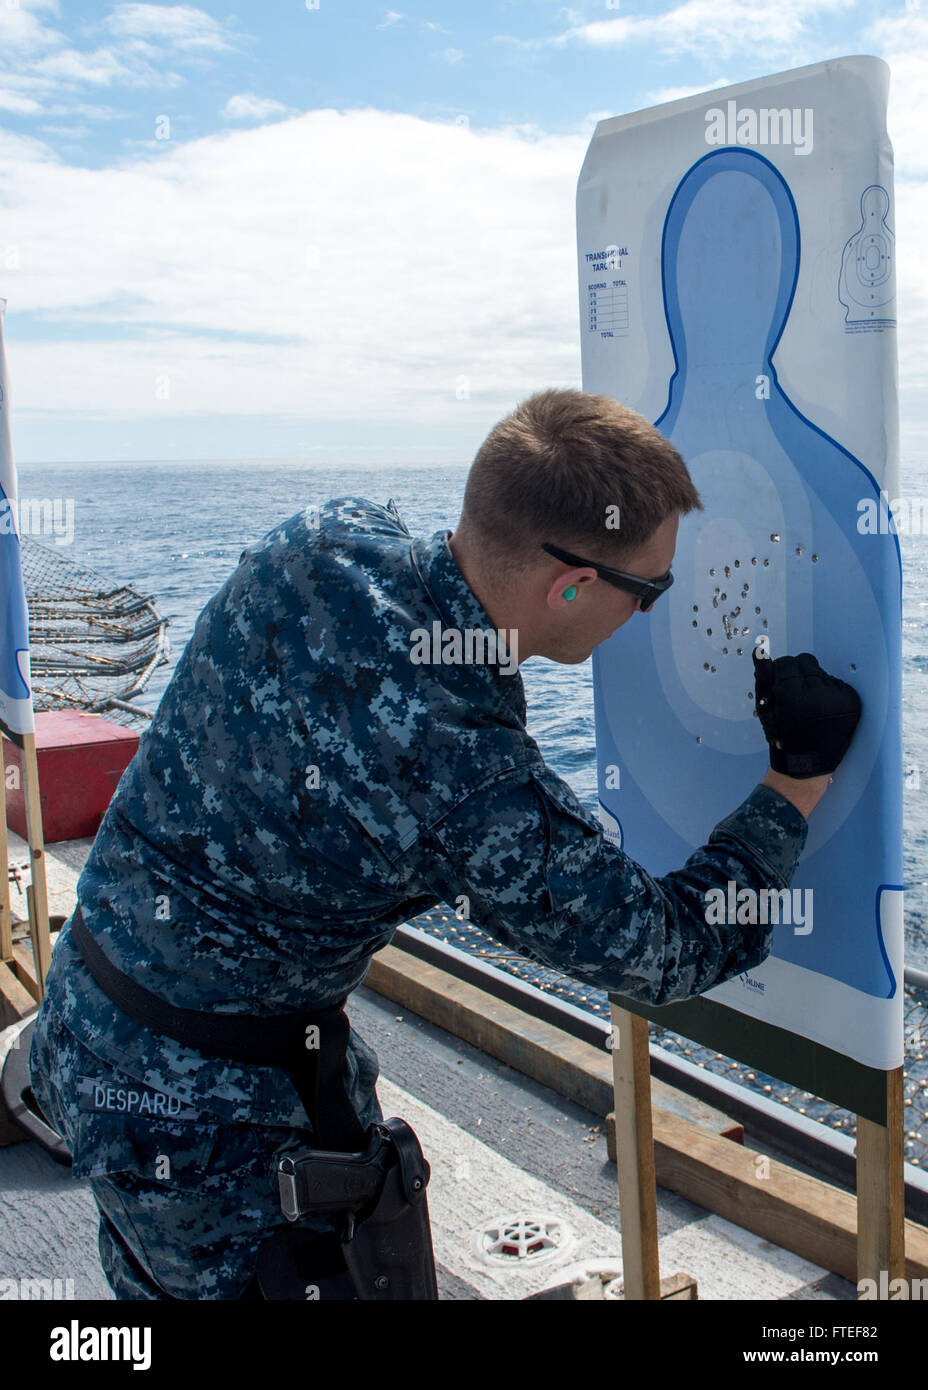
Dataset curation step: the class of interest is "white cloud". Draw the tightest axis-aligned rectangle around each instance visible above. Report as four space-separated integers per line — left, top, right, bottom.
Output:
0 2 241 109
0 0 63 54
104 3 237 52
30 45 152 88
505 0 852 60
1 95 924 454
0 111 585 426
865 11 928 178
440 47 464 63
0 90 43 114
222 93 292 123
40 123 89 140
377 10 407 29
645 80 733 106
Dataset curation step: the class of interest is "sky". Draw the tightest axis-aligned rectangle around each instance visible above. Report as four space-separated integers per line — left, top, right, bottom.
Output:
0 0 925 466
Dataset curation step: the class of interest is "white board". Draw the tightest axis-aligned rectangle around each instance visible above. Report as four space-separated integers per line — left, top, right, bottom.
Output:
578 57 903 1069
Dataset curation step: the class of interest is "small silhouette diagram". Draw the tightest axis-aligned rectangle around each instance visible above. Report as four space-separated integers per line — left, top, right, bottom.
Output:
838 184 895 325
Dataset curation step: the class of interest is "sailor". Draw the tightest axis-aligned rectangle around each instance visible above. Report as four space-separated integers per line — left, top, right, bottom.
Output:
27 387 861 1299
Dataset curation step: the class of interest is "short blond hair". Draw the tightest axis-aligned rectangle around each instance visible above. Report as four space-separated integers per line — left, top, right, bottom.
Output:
458 387 702 574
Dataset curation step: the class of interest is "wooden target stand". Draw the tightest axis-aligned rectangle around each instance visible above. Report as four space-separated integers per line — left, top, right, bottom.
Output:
608 992 905 1301
1 726 52 1010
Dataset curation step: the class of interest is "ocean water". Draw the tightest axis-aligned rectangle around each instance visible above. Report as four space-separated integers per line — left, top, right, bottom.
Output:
17 458 928 969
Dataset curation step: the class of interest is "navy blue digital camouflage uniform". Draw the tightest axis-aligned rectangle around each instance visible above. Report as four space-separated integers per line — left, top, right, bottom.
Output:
28 497 808 1298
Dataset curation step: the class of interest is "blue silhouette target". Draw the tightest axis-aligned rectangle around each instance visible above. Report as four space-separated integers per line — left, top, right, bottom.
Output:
0 479 31 703
579 62 903 1064
0 310 34 741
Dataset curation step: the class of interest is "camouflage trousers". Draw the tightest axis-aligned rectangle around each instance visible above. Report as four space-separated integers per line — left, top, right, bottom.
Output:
27 1000 372 1300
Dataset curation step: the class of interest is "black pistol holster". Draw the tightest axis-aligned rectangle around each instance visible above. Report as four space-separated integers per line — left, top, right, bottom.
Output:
68 903 438 1301
253 1117 437 1300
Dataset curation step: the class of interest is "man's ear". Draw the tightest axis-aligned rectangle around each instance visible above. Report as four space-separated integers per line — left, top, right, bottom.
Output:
545 567 597 610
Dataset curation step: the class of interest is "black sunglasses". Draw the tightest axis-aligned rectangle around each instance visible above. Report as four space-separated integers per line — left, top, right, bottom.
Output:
542 542 674 611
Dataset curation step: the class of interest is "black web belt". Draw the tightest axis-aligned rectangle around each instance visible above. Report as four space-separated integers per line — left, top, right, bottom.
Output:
69 903 368 1151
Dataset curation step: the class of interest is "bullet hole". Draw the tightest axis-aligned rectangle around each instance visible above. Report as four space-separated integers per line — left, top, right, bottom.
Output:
812 554 819 562
722 647 728 654
747 691 754 700
710 665 717 673
709 568 716 575
741 626 749 635
770 533 780 542
707 628 712 636
763 619 768 627
712 598 719 608
796 546 803 555
692 619 698 627
737 648 743 655
763 559 770 567
755 606 761 614
704 662 710 670
696 735 703 743
724 566 732 577
693 604 699 612
850 663 856 670
721 592 727 600
734 560 741 567
751 557 758 565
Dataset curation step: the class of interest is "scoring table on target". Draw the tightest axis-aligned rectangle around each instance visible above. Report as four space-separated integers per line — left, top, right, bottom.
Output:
587 278 629 337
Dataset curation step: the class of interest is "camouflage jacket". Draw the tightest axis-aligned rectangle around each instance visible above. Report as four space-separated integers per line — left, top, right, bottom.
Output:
43 497 808 1128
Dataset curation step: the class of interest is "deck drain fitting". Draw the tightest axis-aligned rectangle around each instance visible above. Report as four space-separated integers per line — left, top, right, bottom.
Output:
477 1212 573 1267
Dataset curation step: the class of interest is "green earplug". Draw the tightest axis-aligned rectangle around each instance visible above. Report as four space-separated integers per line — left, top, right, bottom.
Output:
564 586 577 601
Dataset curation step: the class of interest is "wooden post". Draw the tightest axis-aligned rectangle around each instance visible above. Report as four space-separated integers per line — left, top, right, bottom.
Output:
19 733 50 996
0 767 10 964
856 1066 906 1297
610 1002 662 1299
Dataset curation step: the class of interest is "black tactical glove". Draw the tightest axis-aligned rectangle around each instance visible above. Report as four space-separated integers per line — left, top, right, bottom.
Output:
752 648 862 779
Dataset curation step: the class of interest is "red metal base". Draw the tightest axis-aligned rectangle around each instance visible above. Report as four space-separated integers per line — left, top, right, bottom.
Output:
2 711 140 843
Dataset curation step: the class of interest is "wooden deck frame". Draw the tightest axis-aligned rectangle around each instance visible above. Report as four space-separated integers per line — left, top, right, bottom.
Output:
1 730 52 1001
608 992 907 1300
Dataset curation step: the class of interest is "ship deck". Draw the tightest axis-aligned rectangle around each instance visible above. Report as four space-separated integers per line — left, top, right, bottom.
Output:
0 830 870 1300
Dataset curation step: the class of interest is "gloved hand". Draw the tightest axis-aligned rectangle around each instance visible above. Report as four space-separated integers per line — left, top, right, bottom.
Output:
752 649 862 779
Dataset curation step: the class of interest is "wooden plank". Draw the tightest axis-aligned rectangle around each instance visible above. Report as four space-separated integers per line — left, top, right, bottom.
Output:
652 1104 928 1284
610 1004 662 1299
9 940 40 1003
21 735 51 994
366 946 742 1138
0 775 11 962
857 1067 906 1289
0 960 36 1029
368 946 620 1114
619 1271 697 1301
366 942 928 1284
606 1108 743 1155
528 1270 697 1301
